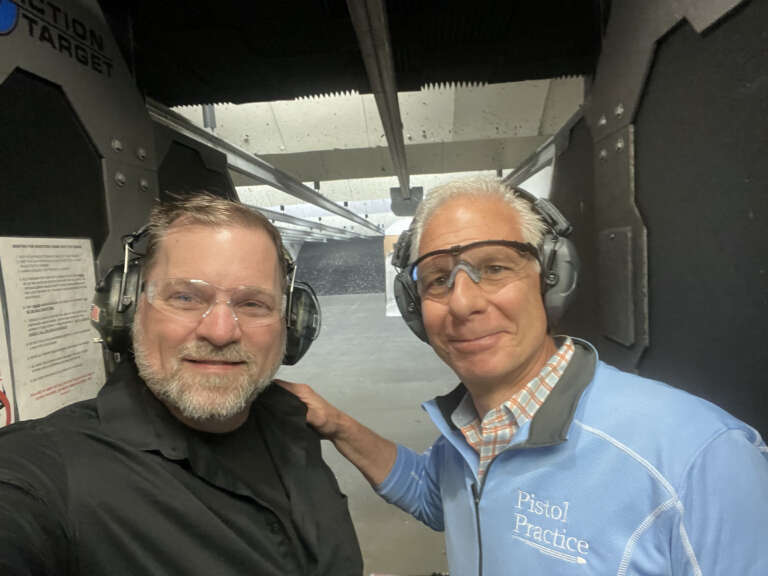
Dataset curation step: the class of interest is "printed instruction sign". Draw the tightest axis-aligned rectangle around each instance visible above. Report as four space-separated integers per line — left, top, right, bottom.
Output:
0 238 105 421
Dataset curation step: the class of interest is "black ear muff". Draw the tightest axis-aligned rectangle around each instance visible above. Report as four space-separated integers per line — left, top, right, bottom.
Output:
391 228 430 342
91 227 148 354
539 234 579 326
91 261 143 353
394 269 428 342
283 280 321 365
514 187 579 327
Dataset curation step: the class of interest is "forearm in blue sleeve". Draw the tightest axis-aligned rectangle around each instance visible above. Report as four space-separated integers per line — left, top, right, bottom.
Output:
375 443 444 531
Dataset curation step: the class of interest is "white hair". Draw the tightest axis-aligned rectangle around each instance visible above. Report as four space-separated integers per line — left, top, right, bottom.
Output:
409 177 547 262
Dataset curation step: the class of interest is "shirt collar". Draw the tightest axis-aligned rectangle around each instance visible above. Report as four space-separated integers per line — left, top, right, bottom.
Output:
437 338 596 446
450 337 574 429
96 361 311 459
97 361 189 460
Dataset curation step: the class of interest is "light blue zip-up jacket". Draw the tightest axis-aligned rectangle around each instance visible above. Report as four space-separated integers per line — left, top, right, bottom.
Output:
377 340 768 575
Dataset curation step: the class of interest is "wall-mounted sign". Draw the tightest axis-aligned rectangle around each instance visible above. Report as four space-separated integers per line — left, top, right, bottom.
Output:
0 236 105 422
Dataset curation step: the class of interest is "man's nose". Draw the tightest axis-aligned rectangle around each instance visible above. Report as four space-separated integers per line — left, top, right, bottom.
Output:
446 268 487 318
195 301 242 346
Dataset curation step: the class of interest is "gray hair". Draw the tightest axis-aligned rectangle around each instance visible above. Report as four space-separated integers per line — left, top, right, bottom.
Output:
409 177 547 262
143 191 291 289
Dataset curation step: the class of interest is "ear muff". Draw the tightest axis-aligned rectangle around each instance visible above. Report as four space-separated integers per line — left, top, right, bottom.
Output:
391 187 580 340
283 280 321 365
91 229 322 366
539 233 579 326
514 188 579 326
91 261 143 354
393 269 428 342
391 228 428 342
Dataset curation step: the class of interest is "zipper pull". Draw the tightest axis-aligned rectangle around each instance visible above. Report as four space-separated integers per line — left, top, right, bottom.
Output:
472 482 480 503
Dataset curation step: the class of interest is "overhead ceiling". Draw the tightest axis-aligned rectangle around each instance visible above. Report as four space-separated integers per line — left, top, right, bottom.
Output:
99 0 607 107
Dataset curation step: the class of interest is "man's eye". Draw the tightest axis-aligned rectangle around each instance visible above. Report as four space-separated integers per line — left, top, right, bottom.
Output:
167 292 203 306
483 264 508 275
424 274 449 290
236 299 274 315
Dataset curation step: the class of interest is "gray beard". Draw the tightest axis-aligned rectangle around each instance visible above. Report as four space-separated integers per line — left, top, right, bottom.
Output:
132 320 282 423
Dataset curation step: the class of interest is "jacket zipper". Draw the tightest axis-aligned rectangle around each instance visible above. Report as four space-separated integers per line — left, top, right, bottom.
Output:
471 451 511 576
472 482 482 576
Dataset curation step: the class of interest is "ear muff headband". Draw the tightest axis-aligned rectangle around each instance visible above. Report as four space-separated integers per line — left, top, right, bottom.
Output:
391 188 579 342
91 227 321 365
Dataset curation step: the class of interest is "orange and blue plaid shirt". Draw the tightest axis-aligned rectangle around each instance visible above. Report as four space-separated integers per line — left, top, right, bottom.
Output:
451 337 575 480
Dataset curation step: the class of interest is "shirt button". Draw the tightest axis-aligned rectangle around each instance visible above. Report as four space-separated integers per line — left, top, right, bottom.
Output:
269 522 281 534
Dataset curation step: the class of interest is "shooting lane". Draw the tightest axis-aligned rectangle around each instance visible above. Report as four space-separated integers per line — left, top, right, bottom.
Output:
542 0 767 434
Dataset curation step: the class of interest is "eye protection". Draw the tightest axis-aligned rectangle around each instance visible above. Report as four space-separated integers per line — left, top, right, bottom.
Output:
145 278 283 328
409 240 539 301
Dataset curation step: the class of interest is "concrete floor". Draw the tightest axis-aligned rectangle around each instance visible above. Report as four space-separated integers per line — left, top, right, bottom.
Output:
277 292 456 576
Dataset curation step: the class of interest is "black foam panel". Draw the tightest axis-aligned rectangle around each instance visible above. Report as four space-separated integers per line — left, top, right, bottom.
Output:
634 1 768 433
0 69 106 251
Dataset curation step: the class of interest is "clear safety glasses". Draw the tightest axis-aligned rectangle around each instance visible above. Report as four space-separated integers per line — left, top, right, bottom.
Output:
410 240 539 301
145 278 284 328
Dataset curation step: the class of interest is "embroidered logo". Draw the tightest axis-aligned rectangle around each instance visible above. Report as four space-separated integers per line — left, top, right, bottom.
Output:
512 489 590 565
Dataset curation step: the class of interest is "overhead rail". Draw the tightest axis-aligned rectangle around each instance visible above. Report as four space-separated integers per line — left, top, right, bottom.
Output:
256 207 360 240
277 228 346 243
502 110 585 189
347 0 411 199
146 98 383 235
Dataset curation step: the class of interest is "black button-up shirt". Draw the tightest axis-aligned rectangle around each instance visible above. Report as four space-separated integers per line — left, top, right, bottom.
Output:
0 362 362 575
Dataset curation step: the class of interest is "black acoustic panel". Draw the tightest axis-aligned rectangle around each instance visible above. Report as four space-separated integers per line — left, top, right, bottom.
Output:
635 0 768 433
0 69 106 251
549 117 598 339
295 239 385 296
97 0 603 105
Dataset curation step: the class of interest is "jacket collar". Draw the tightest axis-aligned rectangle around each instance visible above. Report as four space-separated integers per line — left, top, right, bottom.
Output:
431 338 597 447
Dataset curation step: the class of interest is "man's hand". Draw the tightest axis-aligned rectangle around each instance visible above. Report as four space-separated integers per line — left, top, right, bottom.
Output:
275 378 397 487
275 379 341 438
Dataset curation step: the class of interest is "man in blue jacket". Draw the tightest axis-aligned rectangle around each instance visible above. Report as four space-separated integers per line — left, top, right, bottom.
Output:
282 177 768 575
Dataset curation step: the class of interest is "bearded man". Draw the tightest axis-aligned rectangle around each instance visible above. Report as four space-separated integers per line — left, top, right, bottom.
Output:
0 193 362 575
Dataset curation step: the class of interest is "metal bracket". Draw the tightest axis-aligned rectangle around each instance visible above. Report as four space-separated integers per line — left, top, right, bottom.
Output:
593 125 648 367
390 187 423 216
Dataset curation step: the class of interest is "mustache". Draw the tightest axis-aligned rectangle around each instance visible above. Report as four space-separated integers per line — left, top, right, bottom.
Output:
178 341 255 363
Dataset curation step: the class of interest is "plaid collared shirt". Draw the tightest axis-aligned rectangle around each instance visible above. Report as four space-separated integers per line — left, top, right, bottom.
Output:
451 337 575 480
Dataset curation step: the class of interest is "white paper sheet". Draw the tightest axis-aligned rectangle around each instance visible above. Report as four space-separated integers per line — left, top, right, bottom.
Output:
0 237 105 420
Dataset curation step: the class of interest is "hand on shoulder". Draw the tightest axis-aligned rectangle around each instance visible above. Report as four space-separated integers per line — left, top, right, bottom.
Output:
275 379 342 439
